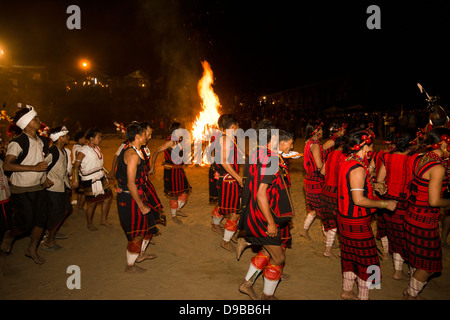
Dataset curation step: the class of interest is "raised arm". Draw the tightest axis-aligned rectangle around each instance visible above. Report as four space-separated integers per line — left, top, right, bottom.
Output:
149 140 174 174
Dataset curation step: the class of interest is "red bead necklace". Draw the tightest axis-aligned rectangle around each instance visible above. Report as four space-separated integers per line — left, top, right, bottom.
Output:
89 145 103 160
425 151 450 180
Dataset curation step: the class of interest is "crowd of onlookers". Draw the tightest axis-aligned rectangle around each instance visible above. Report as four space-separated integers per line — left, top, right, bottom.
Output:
235 101 430 141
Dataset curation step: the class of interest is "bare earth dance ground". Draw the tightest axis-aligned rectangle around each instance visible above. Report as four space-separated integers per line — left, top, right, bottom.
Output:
1 138 449 300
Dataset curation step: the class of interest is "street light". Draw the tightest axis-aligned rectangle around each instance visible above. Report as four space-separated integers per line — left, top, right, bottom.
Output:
0 47 6 67
79 59 90 72
78 59 91 86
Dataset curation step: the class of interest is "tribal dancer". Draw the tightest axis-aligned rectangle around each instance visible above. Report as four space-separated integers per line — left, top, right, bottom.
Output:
210 114 243 251
337 129 397 300
44 126 71 251
71 127 113 231
71 130 86 212
376 128 420 280
239 123 294 300
1 106 50 264
116 122 159 273
319 136 346 258
418 83 450 133
300 121 324 240
418 87 450 249
322 120 347 160
403 127 450 299
208 129 221 205
369 132 396 258
150 122 191 224
140 122 165 226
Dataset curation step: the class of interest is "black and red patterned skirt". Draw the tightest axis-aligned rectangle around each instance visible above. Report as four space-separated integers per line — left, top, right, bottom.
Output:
117 190 159 241
338 213 380 281
383 199 408 259
144 180 165 225
404 204 442 273
304 179 323 213
217 176 241 216
375 209 388 240
163 166 192 198
319 185 338 231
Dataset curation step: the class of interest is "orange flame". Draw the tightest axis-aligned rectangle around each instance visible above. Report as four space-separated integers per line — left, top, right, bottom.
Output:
192 61 221 164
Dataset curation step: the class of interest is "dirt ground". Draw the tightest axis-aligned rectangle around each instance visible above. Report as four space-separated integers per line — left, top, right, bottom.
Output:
0 137 449 301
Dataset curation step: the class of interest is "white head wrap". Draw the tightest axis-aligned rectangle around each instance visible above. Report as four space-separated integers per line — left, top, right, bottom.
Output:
16 105 38 130
50 126 69 142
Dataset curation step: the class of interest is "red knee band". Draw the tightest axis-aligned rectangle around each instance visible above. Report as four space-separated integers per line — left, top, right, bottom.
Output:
224 218 238 232
170 200 178 209
178 193 188 202
211 206 221 218
143 234 152 241
251 251 270 270
263 263 283 281
127 239 142 254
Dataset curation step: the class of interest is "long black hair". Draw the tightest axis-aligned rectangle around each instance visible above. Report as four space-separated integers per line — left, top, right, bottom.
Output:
342 129 374 156
85 127 101 140
425 127 450 150
394 128 416 153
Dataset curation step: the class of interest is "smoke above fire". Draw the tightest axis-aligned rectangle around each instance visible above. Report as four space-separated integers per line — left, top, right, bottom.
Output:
137 0 203 124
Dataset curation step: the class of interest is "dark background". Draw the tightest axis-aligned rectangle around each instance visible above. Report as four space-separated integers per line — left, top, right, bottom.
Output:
0 0 449 132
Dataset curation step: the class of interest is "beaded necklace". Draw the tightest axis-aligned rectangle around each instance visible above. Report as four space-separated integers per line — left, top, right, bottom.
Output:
89 145 102 160
424 151 450 180
348 153 376 186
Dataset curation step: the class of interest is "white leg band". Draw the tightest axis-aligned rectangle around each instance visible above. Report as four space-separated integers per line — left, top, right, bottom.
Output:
393 253 404 271
326 228 337 247
263 277 279 296
381 236 389 254
245 263 262 283
212 216 222 225
407 276 427 297
357 277 370 300
303 213 316 230
126 250 139 266
223 229 235 242
343 271 357 291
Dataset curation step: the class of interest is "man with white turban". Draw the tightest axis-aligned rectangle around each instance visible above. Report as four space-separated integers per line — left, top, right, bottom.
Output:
1 105 50 264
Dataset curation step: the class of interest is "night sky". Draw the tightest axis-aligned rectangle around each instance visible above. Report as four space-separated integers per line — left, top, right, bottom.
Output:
1 0 450 104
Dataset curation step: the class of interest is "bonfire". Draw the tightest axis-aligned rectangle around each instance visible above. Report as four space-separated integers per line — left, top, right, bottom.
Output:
191 61 221 165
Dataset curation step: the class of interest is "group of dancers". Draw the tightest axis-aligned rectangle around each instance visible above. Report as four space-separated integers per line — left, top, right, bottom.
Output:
206 104 450 300
1 93 449 300
0 106 190 274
